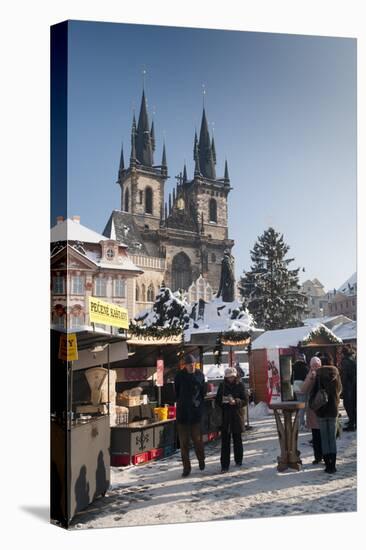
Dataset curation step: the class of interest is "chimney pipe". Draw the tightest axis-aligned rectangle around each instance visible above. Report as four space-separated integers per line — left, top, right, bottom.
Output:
56 216 64 225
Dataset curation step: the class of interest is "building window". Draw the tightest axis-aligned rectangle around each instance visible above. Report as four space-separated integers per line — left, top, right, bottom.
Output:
209 198 217 222
53 276 65 294
147 283 155 302
139 190 143 204
114 278 126 298
145 187 153 214
106 248 115 260
211 253 216 263
71 275 84 295
141 284 146 302
70 314 83 328
124 187 129 212
135 284 140 301
172 252 192 292
95 277 107 297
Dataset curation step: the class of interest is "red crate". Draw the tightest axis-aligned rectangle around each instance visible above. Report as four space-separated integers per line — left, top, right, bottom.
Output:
167 406 176 419
149 448 164 460
111 453 130 466
132 452 150 465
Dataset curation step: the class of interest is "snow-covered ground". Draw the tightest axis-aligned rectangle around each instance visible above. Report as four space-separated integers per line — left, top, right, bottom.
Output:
70 411 356 530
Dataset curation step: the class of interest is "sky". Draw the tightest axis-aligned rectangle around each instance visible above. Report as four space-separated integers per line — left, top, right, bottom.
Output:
61 20 356 292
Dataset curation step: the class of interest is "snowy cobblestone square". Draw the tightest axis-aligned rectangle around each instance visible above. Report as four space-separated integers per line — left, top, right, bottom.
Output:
70 413 356 530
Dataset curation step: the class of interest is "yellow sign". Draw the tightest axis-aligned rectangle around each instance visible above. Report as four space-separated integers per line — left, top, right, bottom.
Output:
58 333 79 361
88 297 129 329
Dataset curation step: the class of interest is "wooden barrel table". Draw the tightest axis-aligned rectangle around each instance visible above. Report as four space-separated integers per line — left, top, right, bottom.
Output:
268 401 305 472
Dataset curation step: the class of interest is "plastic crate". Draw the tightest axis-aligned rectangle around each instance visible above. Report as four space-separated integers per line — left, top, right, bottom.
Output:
111 453 130 466
167 406 176 419
132 452 150 465
149 448 164 460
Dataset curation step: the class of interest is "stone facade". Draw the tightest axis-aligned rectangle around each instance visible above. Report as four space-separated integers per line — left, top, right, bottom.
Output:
301 278 329 318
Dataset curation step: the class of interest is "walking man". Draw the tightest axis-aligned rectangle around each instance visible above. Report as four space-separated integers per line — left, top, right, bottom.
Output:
174 354 206 477
340 346 357 431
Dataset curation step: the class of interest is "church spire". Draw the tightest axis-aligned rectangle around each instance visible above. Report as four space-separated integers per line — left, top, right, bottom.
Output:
211 136 216 164
135 89 153 166
198 108 216 179
119 143 125 172
150 120 156 152
183 163 188 183
130 118 136 165
224 159 230 182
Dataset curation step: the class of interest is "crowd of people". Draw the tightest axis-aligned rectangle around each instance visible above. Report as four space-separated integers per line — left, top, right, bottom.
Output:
174 347 356 478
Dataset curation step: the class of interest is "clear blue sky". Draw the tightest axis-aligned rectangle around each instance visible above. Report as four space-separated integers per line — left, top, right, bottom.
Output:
64 20 356 292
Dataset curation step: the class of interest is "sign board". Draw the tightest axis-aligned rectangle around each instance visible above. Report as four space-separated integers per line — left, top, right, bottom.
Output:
88 296 129 329
266 348 281 404
156 359 164 387
58 333 79 361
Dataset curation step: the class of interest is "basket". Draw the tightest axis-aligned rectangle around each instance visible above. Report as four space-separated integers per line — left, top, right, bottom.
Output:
116 394 141 407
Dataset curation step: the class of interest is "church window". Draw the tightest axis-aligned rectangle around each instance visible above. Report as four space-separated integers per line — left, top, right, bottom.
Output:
209 198 217 222
135 284 140 301
71 275 84 295
211 253 216 263
124 188 130 212
139 190 143 204
172 252 192 292
145 187 153 214
95 277 107 297
114 278 126 298
147 283 155 302
53 275 65 294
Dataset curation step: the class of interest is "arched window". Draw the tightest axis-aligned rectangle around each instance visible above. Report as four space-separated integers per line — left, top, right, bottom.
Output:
145 187 153 214
124 187 129 212
209 198 217 222
172 252 192 292
141 284 146 302
135 284 140 301
147 283 155 302
211 253 216 263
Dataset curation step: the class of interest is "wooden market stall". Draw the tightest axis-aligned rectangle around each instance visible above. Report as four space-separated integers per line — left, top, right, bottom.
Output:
249 324 343 404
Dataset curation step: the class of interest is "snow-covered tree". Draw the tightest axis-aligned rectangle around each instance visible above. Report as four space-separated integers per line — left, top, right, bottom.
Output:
239 227 307 330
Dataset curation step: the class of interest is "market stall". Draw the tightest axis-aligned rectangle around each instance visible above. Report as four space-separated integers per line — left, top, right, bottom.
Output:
249 324 343 404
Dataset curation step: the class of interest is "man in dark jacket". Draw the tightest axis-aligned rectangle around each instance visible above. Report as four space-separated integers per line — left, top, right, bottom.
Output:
340 347 357 431
215 367 248 472
310 354 342 474
174 354 206 477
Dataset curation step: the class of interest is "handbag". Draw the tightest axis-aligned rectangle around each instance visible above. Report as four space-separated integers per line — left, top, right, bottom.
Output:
309 374 328 411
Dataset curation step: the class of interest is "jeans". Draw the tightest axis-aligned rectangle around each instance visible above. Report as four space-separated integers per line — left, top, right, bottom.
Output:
177 422 205 471
318 417 337 454
312 428 322 461
295 391 307 427
220 431 243 469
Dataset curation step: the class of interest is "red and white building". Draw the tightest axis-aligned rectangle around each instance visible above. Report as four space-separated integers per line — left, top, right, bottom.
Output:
51 216 143 331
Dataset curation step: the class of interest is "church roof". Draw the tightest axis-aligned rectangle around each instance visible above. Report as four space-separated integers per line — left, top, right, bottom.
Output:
103 210 158 255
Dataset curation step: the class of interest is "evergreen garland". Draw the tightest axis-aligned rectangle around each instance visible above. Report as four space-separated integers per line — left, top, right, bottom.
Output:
300 325 342 345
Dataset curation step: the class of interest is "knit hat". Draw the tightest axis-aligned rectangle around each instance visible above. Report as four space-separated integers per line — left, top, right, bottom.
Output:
297 353 306 362
310 356 322 369
224 367 237 378
185 354 196 365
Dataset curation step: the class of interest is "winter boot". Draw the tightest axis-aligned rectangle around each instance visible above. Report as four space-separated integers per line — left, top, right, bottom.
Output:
323 454 332 473
328 453 337 473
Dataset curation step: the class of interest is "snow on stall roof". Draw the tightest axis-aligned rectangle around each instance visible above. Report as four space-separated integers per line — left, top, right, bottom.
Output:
303 315 352 329
51 218 109 244
332 321 357 341
251 323 341 350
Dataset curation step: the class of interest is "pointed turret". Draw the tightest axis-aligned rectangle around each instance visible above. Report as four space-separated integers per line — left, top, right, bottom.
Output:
161 142 167 176
150 120 156 152
164 202 168 220
130 119 137 166
135 89 153 166
183 163 188 184
198 108 216 179
168 193 172 215
211 136 217 164
173 187 176 204
193 131 198 161
224 159 230 182
118 143 125 180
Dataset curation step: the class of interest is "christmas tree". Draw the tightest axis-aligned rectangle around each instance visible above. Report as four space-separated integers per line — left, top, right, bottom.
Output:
239 227 307 329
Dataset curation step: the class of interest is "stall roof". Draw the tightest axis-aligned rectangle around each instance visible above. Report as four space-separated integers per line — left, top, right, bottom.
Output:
251 323 341 350
332 321 357 342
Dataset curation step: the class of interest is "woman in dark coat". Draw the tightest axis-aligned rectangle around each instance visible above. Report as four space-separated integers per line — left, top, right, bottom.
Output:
215 367 248 473
310 353 342 474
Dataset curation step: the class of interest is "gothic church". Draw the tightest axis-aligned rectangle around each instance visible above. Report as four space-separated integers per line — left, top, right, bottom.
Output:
103 88 234 312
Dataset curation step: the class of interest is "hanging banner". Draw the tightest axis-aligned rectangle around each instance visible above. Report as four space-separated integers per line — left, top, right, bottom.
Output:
58 333 78 361
88 296 129 329
156 359 164 387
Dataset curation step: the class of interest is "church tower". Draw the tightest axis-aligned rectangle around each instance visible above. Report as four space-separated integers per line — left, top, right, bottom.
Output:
117 89 168 231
